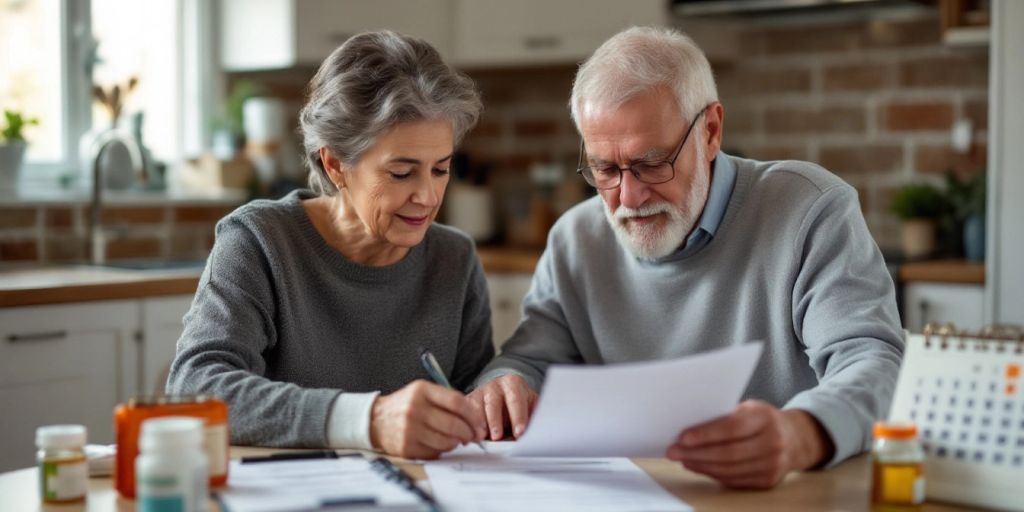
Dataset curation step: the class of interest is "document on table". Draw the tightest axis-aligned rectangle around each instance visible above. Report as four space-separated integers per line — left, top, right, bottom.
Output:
425 443 691 512
216 456 429 512
510 342 763 457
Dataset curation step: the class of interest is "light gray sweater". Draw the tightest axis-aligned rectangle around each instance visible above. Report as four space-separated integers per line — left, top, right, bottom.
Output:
476 154 904 467
167 189 494 447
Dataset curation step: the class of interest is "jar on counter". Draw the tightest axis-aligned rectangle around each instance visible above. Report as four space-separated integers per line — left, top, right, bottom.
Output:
36 424 88 504
871 421 925 510
114 395 229 498
136 417 209 512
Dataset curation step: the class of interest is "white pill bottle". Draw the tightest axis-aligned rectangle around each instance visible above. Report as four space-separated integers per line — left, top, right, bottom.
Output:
135 416 209 512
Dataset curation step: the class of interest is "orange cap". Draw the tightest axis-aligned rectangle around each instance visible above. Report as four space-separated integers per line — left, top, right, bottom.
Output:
874 421 917 440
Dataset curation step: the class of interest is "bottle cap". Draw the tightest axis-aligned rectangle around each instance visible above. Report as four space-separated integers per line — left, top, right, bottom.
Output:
36 425 87 450
873 421 918 440
139 417 204 452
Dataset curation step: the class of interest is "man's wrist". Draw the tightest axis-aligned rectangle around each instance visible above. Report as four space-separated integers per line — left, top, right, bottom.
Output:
783 409 835 471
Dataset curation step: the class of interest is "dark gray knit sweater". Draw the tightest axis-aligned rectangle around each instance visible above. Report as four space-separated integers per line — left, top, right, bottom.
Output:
167 189 494 447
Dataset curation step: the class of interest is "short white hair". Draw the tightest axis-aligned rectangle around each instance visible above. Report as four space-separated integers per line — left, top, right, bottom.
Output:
570 26 718 130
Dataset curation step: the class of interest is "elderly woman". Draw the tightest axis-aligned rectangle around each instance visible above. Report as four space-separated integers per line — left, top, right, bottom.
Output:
167 31 492 459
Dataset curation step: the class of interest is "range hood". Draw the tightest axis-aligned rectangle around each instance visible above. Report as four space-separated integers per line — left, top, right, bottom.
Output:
673 0 919 16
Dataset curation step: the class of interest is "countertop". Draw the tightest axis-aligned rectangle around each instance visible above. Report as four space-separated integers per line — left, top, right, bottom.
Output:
0 447 976 511
898 259 985 285
0 247 543 308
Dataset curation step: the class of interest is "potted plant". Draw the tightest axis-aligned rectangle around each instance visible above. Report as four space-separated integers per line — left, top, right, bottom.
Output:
0 109 40 191
891 183 946 259
944 170 986 262
211 79 262 160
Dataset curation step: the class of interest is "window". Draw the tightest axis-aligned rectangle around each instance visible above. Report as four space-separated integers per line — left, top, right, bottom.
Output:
1 0 214 187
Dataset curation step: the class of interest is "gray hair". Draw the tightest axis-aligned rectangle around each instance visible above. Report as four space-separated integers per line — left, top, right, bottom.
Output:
299 30 482 196
570 26 718 131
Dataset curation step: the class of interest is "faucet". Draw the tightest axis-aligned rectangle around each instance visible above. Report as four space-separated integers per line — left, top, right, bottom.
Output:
89 130 145 265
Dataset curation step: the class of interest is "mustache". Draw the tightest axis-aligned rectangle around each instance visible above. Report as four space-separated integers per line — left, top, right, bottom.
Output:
612 202 677 221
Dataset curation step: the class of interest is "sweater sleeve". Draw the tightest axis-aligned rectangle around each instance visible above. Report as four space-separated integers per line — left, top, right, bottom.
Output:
785 184 904 467
166 217 341 447
473 236 582 392
449 254 496 391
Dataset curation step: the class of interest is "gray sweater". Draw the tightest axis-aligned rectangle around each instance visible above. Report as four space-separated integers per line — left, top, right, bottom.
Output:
167 189 494 447
477 154 904 467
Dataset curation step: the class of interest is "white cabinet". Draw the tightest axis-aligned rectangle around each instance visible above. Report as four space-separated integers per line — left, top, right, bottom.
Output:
904 283 985 333
141 296 195 396
220 0 454 71
486 273 533 351
453 0 668 67
0 301 139 472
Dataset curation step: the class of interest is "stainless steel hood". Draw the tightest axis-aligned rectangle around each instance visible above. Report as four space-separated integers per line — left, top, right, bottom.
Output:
673 0 919 16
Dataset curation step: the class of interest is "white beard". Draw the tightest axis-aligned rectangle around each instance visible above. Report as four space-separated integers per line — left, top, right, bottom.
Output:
603 148 710 260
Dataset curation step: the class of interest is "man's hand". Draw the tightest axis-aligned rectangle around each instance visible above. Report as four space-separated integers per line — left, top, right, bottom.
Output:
467 374 538 440
665 400 834 489
369 380 487 460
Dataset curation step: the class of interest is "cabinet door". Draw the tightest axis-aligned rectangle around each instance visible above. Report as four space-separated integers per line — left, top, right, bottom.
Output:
454 0 667 67
486 273 534 351
295 0 454 63
141 295 195 396
903 283 985 333
0 301 138 472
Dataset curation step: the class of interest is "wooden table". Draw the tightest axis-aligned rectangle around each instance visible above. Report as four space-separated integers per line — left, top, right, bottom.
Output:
0 447 975 511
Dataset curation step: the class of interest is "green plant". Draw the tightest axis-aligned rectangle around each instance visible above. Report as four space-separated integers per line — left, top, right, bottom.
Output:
890 183 947 221
944 169 986 221
1 110 40 142
213 79 263 136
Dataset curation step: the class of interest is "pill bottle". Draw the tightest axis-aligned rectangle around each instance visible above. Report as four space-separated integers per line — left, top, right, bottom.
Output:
36 424 88 503
135 417 209 512
871 421 925 510
114 394 228 498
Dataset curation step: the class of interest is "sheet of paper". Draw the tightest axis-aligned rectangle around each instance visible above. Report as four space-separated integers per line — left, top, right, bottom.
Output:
216 457 427 512
425 442 691 512
510 342 763 457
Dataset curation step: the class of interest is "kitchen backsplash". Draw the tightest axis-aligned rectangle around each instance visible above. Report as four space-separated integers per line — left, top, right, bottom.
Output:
0 204 236 263
0 10 986 263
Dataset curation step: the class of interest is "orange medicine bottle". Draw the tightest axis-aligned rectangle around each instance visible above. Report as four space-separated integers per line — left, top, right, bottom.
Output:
114 395 228 498
871 421 925 510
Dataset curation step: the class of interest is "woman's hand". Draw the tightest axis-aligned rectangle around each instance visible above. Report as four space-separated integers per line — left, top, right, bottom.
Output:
369 380 487 459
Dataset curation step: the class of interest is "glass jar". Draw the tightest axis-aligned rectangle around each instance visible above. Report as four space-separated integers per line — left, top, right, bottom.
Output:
871 421 925 510
36 424 88 503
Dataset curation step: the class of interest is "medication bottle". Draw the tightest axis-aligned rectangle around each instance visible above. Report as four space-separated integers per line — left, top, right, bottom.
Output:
871 421 925 510
136 417 209 512
114 394 228 498
36 424 88 504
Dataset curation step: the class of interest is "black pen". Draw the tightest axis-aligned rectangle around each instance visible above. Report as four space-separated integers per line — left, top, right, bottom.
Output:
370 457 439 512
419 348 488 453
240 450 342 464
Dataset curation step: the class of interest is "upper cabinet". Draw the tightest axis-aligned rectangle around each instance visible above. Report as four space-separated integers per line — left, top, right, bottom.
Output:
452 0 668 68
220 0 669 71
220 0 455 71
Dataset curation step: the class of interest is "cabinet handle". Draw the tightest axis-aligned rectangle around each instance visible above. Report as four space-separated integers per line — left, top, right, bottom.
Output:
523 35 562 50
6 330 68 343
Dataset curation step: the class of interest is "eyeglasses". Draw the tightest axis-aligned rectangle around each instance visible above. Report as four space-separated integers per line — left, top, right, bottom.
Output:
576 105 709 190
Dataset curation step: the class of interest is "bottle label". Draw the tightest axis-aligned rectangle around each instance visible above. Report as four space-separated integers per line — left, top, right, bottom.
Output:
40 459 87 501
139 495 186 512
204 423 228 478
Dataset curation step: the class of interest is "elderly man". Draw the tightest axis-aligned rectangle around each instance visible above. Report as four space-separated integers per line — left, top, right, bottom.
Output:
469 26 903 489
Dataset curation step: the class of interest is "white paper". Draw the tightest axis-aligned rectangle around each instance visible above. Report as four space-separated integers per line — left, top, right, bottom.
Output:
216 457 427 512
510 342 763 457
425 443 691 512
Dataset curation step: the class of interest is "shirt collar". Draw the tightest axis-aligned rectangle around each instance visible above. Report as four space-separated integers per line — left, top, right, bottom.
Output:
694 151 736 239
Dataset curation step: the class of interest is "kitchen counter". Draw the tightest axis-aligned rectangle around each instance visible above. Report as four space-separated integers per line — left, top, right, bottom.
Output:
898 259 985 285
0 247 543 308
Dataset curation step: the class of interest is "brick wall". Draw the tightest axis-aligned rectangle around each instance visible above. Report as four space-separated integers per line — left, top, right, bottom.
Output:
458 10 988 252
0 204 234 263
